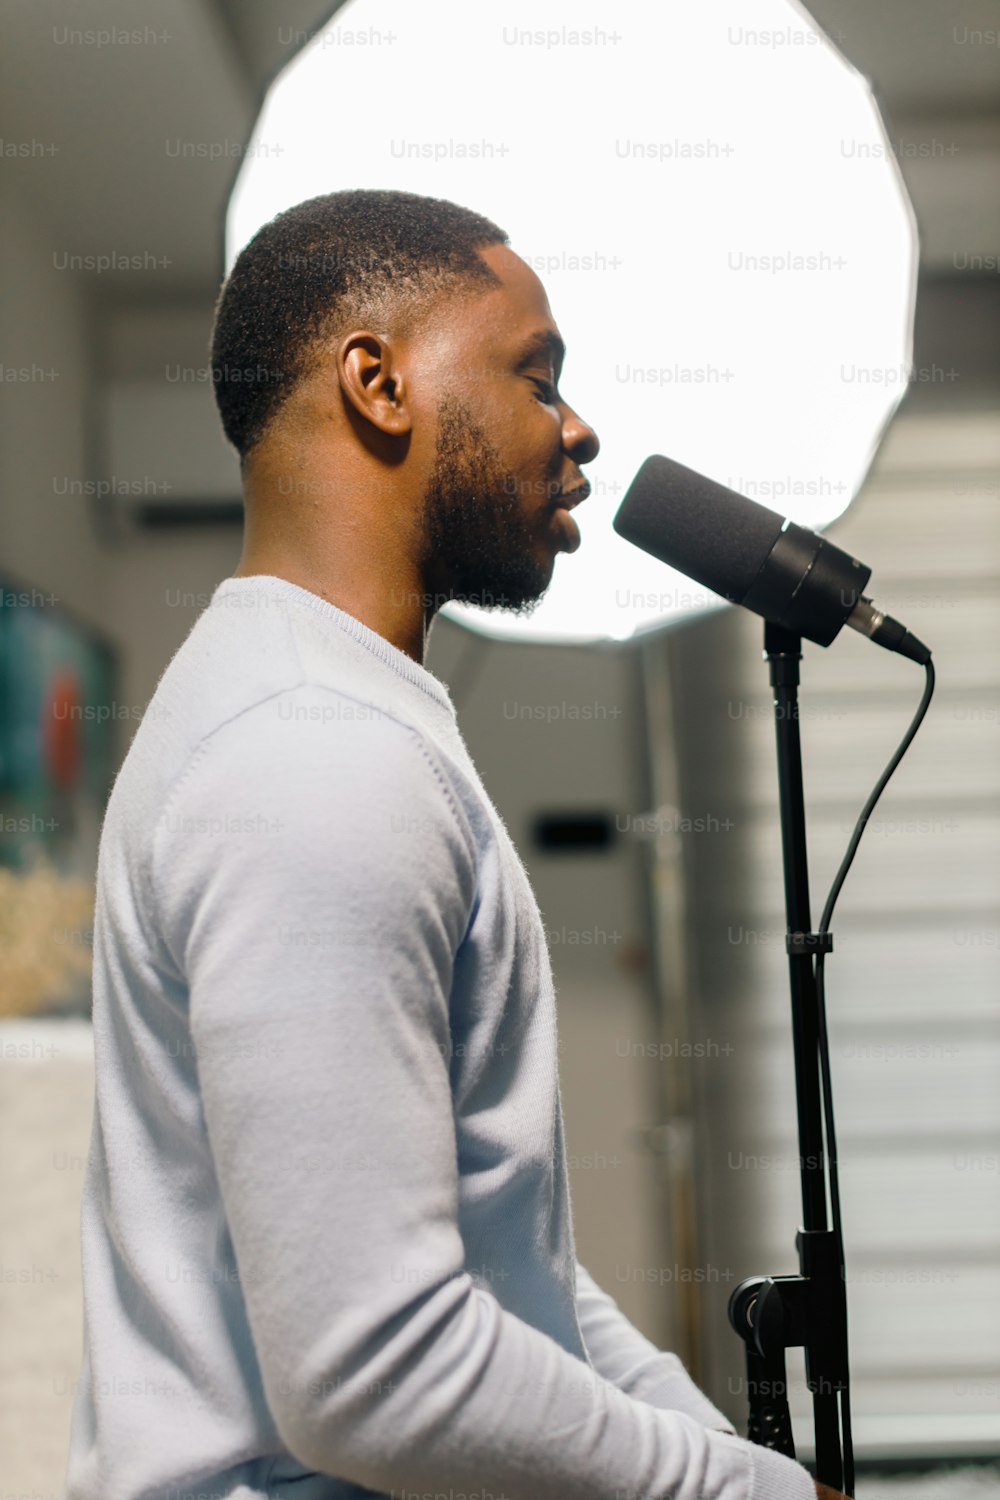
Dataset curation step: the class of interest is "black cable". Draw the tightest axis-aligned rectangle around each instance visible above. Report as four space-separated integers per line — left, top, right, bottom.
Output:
818 659 936 940
813 658 936 1497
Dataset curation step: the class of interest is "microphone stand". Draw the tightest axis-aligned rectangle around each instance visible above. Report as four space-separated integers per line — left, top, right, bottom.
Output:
727 622 850 1492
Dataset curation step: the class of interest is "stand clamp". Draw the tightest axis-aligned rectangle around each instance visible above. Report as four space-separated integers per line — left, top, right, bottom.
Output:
728 1229 849 1479
786 932 834 956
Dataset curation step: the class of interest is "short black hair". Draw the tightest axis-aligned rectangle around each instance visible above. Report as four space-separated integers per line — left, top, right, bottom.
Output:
210 188 509 461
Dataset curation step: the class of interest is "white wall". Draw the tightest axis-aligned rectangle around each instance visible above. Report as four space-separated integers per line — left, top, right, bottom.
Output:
0 181 104 626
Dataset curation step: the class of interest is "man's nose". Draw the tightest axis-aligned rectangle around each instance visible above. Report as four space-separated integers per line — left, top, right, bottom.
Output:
563 405 600 465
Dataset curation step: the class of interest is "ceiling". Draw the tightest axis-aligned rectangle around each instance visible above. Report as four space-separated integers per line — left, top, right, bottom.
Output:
800 0 1000 116
0 0 342 294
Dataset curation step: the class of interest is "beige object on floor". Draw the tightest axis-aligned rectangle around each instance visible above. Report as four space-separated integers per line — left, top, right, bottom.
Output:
0 1018 93 1495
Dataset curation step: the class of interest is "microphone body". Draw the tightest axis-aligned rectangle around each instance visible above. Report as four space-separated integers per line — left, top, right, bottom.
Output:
613 456 930 665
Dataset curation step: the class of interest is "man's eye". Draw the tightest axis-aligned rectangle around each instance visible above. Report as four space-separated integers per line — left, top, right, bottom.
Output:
531 379 558 405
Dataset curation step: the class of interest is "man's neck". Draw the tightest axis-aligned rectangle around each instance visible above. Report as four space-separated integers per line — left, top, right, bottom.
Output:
231 556 431 666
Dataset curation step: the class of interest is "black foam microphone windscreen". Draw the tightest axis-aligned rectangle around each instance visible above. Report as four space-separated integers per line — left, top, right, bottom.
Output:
612 454 785 603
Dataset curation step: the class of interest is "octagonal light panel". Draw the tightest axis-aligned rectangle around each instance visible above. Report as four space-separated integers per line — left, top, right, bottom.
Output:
228 0 917 643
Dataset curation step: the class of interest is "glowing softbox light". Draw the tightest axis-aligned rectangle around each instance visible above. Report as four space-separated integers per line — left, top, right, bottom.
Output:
227 0 917 644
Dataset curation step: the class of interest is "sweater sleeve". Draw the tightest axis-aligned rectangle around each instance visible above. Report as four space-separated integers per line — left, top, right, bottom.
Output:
153 684 817 1500
576 1261 738 1433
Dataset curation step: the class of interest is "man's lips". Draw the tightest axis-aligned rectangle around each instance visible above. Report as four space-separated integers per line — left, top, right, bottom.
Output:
548 483 589 555
551 482 591 511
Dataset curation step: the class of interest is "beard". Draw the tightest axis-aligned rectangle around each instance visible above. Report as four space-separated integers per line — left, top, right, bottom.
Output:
417 395 556 616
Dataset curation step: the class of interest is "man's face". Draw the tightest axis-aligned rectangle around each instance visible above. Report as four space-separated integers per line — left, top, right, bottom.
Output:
416 243 600 616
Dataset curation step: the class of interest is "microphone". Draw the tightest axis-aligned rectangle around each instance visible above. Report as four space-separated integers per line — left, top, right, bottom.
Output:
613 455 931 666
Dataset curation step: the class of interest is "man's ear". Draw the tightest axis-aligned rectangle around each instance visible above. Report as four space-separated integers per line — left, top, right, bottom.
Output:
336 330 412 438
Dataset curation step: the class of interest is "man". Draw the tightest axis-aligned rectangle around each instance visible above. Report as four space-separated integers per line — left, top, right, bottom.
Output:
66 189 842 1500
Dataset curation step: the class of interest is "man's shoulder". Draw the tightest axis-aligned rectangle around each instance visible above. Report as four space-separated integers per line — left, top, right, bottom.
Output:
112 589 486 881
159 682 477 863
143 581 453 776
195 680 447 778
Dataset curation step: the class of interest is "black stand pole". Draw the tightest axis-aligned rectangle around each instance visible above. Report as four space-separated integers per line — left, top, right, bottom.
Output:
727 623 850 1492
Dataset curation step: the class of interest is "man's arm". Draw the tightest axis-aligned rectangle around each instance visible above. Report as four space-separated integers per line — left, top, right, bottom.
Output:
575 1260 737 1432
155 682 816 1500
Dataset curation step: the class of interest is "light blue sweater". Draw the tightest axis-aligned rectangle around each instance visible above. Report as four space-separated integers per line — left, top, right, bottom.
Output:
65 575 816 1500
